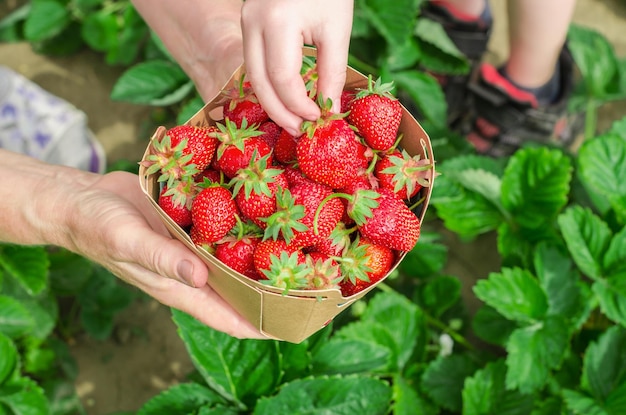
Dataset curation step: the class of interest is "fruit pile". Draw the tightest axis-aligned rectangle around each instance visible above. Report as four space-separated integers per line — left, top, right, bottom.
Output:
142 65 433 298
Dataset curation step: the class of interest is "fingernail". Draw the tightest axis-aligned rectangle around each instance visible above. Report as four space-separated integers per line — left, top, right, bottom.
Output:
177 260 196 287
286 126 300 137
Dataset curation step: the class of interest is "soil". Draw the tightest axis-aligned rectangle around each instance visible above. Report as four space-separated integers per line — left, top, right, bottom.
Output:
2 1 626 414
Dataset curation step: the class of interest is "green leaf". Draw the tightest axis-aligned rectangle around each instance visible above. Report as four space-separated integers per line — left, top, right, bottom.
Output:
431 156 506 237
172 309 280 408
605 381 626 414
253 375 392 415
578 134 626 198
471 305 517 346
414 18 470 75
501 147 572 229
421 354 479 412
431 175 503 238
577 133 626 222
78 268 134 340
0 376 49 415
505 315 569 394
137 382 228 415
177 95 206 126
0 333 17 385
568 24 621 97
462 359 534 415
562 389 608 415
420 275 461 318
393 69 447 128
48 249 93 296
81 10 118 52
534 242 592 328
104 7 148 66
359 291 425 371
393 374 438 415
473 268 548 324
604 226 626 275
0 295 34 338
357 0 419 47
111 60 194 106
0 244 49 296
558 206 613 280
592 273 626 327
23 0 70 41
312 337 390 375
400 231 448 278
581 325 626 402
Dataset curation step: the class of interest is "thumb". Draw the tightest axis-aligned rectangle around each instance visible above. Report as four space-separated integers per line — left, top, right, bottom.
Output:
131 230 209 288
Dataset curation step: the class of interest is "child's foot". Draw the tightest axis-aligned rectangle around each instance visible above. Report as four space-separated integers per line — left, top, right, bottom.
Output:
0 66 106 173
466 45 584 157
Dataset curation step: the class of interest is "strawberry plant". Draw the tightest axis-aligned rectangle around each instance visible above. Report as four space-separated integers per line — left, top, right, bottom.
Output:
0 243 136 414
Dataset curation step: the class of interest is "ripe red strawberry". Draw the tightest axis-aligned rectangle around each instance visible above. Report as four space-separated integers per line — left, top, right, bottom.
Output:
191 185 238 243
274 129 301 164
297 100 365 189
288 181 345 248
339 236 395 297
253 239 305 276
223 78 269 127
282 164 312 188
309 221 353 257
348 75 402 152
341 89 356 113
214 119 270 178
263 181 344 249
358 187 421 252
167 124 220 172
231 154 288 228
375 149 432 200
258 120 282 149
158 184 194 228
215 234 262 280
141 127 198 189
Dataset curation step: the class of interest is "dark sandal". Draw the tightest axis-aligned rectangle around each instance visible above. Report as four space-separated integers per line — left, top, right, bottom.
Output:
465 44 585 157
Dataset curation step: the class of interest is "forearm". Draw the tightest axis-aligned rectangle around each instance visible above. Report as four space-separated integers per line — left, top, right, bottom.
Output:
0 149 98 248
131 0 245 100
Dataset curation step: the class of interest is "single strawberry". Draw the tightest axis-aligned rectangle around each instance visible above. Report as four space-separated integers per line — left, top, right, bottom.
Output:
375 149 432 200
289 180 344 248
191 185 238 243
297 98 365 189
274 129 301 165
339 236 395 297
357 187 421 252
214 118 270 178
222 77 269 127
215 234 262 280
263 181 344 249
282 164 312 188
141 127 198 189
340 89 356 113
258 120 282 149
158 182 195 228
190 225 215 253
253 238 305 277
304 251 342 290
308 221 353 257
348 75 402 152
195 167 222 185
259 250 312 294
231 152 288 228
167 124 220 172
